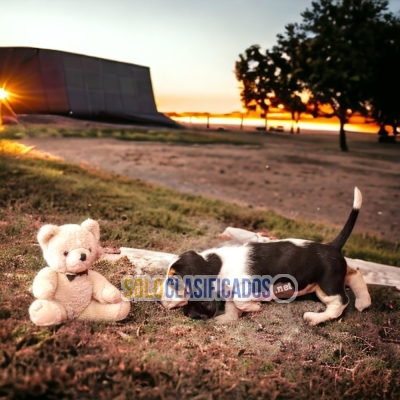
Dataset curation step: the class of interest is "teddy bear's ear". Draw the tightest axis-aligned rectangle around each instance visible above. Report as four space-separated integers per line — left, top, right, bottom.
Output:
37 225 60 248
81 219 100 241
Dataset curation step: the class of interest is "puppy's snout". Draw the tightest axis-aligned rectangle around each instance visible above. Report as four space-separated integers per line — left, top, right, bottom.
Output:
80 253 87 261
184 302 217 320
184 306 208 320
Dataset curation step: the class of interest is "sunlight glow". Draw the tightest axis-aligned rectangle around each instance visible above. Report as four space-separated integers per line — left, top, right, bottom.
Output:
0 88 9 101
171 115 380 134
0 141 34 155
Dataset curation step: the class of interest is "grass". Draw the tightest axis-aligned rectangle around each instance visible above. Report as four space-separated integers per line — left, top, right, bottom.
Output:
1 124 260 146
0 139 399 399
0 139 398 265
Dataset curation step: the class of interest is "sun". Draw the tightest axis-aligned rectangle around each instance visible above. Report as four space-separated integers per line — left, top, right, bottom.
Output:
0 88 9 101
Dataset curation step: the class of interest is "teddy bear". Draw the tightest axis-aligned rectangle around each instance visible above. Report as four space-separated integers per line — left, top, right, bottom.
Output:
29 219 130 326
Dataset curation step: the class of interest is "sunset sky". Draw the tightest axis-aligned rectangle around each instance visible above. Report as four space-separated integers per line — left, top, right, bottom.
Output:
1 0 400 114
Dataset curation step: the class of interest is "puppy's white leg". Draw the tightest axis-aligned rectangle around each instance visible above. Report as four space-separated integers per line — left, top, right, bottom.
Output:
303 286 347 326
234 300 262 313
214 301 242 325
345 268 371 311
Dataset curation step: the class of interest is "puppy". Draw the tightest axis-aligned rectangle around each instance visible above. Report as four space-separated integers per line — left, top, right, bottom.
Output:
162 187 371 325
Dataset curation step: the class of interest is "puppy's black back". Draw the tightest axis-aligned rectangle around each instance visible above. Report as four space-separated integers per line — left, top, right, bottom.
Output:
248 242 347 294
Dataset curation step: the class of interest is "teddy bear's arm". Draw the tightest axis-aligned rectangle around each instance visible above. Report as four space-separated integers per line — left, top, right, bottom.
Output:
88 270 121 304
32 267 58 299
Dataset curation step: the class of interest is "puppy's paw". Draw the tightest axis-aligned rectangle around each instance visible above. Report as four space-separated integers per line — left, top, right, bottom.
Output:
214 314 238 325
303 312 321 326
355 296 371 312
235 301 261 313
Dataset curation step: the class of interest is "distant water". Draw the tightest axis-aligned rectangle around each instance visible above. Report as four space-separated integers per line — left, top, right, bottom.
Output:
172 116 379 135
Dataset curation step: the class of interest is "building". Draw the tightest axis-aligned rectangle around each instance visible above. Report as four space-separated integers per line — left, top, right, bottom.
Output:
0 47 177 126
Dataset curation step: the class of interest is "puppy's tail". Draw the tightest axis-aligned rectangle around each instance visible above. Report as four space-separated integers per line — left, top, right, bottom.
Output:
329 187 362 250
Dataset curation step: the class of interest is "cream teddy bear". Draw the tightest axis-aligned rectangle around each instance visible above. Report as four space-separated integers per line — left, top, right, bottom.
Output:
29 219 130 326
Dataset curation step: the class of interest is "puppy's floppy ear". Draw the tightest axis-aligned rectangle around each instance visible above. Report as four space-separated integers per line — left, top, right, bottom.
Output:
37 225 60 249
172 250 206 276
81 219 100 241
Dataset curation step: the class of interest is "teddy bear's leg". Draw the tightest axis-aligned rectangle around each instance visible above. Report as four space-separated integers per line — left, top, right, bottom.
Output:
101 285 122 304
78 299 131 322
29 299 68 326
89 270 123 304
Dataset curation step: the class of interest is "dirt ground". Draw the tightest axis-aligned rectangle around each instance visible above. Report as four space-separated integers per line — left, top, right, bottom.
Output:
19 124 400 243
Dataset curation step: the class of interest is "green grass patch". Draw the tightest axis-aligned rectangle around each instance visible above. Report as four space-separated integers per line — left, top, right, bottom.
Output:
1 125 258 146
0 139 399 265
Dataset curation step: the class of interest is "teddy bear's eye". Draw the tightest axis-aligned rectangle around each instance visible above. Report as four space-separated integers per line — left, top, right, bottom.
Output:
89 248 92 253
63 251 69 256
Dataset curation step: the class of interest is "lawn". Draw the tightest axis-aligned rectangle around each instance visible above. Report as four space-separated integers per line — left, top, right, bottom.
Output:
1 124 260 146
0 139 399 399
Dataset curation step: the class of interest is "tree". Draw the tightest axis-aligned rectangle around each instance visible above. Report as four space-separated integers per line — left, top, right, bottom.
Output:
294 0 393 150
235 1 398 147
369 15 400 135
235 45 278 129
271 25 309 133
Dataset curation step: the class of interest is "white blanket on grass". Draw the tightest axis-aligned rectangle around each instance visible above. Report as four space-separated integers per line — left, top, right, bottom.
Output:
102 226 400 290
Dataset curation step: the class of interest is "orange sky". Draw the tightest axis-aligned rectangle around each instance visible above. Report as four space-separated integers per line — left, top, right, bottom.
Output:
155 93 242 115
167 110 381 134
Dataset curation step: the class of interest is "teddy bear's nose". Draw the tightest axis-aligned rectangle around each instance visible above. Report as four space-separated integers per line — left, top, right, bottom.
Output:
80 253 87 261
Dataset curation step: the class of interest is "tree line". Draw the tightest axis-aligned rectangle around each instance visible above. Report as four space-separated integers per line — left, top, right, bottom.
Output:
235 0 400 151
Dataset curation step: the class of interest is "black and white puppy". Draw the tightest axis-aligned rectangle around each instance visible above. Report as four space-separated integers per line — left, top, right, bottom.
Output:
162 187 371 325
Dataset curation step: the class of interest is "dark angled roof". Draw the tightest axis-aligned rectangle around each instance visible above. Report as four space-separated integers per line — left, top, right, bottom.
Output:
0 47 178 127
